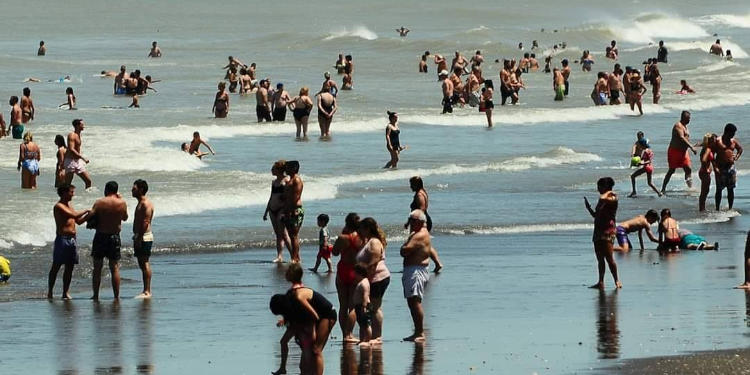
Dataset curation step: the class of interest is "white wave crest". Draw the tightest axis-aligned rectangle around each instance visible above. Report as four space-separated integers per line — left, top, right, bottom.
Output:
667 40 748 58
606 15 708 44
682 210 741 224
324 26 378 41
693 14 750 29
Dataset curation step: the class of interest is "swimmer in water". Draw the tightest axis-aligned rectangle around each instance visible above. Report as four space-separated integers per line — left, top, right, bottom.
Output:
396 26 410 37
709 39 724 56
188 131 215 157
181 143 208 159
38 41 46 56
147 41 162 58
678 80 695 94
726 50 733 61
60 87 76 110
100 70 117 78
24 77 41 83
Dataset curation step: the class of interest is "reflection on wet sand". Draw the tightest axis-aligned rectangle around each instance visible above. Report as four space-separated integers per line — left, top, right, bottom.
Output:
52 300 78 375
136 299 154 374
596 290 620 359
339 345 384 375
408 343 425 375
93 301 123 374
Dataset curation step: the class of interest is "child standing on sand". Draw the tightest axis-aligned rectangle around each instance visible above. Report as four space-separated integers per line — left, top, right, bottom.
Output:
309 214 333 273
353 263 372 347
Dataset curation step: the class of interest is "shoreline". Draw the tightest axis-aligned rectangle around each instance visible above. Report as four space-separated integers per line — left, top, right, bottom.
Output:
596 347 750 374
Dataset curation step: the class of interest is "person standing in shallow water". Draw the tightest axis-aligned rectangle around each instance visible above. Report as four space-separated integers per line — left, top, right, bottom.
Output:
132 179 154 299
18 132 40 189
401 209 438 342
49 184 90 299
714 123 742 211
282 161 304 263
90 181 128 300
212 82 229 118
384 111 404 169
584 177 621 289
661 111 697 195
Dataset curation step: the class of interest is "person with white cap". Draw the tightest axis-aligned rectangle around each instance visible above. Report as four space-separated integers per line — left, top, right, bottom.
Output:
400 209 438 342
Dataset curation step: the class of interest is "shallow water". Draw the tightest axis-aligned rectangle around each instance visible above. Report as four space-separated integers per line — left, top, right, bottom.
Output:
1 0 750 373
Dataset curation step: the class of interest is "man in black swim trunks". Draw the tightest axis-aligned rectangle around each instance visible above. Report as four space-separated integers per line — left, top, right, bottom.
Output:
90 181 128 300
256 79 272 122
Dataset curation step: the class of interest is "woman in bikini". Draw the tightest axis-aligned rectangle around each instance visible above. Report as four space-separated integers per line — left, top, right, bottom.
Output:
331 212 362 343
288 87 313 140
18 132 40 189
584 177 621 289
263 160 292 263
659 208 681 252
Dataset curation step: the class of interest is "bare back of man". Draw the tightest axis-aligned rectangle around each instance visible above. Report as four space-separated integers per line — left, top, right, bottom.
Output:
90 188 128 300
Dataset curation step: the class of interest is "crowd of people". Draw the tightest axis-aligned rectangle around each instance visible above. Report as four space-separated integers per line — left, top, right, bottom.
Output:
0 35 744 374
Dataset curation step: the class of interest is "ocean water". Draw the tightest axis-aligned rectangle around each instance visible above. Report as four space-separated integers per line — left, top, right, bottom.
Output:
0 0 750 372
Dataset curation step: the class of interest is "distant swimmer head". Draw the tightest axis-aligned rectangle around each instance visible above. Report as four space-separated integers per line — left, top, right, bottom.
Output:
181 142 188 152
611 40 617 47
152 41 157 47
324 71 331 79
100 70 107 75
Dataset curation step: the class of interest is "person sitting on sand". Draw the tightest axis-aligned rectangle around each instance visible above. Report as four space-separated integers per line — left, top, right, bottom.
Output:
677 229 718 250
613 210 660 252
658 208 681 252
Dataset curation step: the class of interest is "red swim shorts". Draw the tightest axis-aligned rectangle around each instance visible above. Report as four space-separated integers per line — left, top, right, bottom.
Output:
667 147 690 169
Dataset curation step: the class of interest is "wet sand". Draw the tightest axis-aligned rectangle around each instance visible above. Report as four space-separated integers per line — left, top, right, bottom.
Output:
2 212 750 374
599 348 750 375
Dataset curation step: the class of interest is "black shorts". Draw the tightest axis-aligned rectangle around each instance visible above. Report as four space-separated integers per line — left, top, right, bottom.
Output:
256 105 272 122
134 241 153 259
370 277 390 299
91 232 121 261
272 107 286 122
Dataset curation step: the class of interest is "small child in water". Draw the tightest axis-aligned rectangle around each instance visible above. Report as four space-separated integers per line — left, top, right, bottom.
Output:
0 255 11 282
310 214 333 273
353 263 372 347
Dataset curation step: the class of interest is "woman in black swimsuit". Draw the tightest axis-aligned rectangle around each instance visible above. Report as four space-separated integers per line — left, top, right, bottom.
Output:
212 82 229 118
263 160 292 262
271 263 336 375
383 111 403 169
288 87 313 140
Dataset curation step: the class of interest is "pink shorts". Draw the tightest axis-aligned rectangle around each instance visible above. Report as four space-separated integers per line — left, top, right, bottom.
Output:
64 157 86 174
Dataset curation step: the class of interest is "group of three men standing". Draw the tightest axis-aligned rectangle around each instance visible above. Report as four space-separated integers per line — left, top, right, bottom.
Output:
48 179 154 300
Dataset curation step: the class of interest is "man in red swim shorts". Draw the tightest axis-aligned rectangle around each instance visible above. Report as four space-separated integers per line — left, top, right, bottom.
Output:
661 111 697 195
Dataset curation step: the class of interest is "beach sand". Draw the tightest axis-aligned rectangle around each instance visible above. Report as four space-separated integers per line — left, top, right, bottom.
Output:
2 214 750 374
